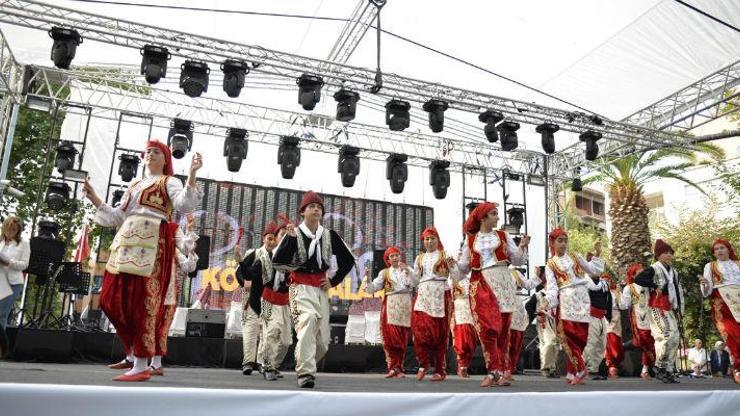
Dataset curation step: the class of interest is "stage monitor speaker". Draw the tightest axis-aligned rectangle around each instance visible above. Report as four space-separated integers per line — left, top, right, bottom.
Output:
26 237 67 284
371 249 385 278
13 328 74 362
185 309 225 338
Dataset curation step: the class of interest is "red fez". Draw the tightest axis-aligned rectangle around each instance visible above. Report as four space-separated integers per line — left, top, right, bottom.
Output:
421 225 444 251
275 213 291 232
262 221 279 237
144 139 174 176
625 263 643 285
712 238 738 261
383 246 401 267
463 202 498 235
548 227 568 255
299 190 324 214
654 239 674 259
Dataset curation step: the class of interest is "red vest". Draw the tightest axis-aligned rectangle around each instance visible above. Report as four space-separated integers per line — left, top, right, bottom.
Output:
467 230 510 269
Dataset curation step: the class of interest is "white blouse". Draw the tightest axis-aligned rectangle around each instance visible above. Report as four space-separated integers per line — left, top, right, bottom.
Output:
458 231 528 275
0 238 30 286
701 260 740 297
366 265 416 295
543 253 605 309
415 251 456 286
95 175 201 227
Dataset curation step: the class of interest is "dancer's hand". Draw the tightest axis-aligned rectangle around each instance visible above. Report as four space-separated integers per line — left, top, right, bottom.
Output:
320 277 331 291
234 245 243 262
698 274 708 292
519 235 531 248
189 152 203 175
82 177 102 208
285 223 297 237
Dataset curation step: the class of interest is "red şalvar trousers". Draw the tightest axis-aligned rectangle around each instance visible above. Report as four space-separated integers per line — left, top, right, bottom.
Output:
469 271 511 373
557 317 589 375
412 291 451 375
155 304 177 356
507 329 524 372
452 322 477 369
711 291 740 370
100 222 175 358
605 333 624 368
380 297 411 372
629 310 656 367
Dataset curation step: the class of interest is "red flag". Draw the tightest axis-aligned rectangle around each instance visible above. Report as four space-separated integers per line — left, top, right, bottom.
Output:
74 224 90 264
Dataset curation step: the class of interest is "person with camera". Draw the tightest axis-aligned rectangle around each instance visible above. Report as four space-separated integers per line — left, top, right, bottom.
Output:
83 139 202 382
0 215 30 329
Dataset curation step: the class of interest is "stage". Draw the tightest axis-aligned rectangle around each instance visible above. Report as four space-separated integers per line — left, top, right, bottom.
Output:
1 362 738 416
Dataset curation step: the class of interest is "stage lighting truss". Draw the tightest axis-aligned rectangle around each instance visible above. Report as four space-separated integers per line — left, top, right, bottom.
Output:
48 26 82 69
54 140 78 173
278 136 301 179
386 153 408 194
168 118 193 159
297 74 324 111
180 60 210 98
37 219 61 239
478 110 504 143
140 44 170 84
45 180 70 211
422 99 449 133
118 153 140 182
385 99 410 132
111 189 125 207
579 130 603 161
497 121 521 152
333 89 360 122
536 122 560 155
337 145 360 187
221 59 249 98
429 159 451 199
223 127 248 172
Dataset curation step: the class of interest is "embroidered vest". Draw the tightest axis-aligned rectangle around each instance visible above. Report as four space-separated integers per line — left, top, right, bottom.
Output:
467 230 510 269
294 227 333 270
710 260 740 284
381 268 393 292
130 176 173 219
546 254 585 288
415 250 449 277
254 246 274 285
648 263 673 311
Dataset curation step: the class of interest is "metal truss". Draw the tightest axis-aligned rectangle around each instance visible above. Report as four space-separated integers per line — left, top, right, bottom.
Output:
0 0 691 160
622 60 740 132
325 0 379 65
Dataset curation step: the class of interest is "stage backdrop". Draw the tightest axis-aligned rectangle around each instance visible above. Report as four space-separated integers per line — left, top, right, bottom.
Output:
176 177 434 311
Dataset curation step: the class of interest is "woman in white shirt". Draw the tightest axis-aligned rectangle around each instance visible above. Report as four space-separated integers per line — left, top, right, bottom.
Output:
0 215 30 329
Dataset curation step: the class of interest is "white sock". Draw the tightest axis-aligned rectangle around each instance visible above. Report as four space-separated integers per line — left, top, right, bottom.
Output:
125 353 134 362
642 365 649 373
151 356 162 369
125 356 149 375
566 372 574 380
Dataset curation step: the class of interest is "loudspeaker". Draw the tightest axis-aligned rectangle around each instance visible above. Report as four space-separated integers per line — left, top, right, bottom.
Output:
194 235 210 270
13 328 73 362
372 249 385 278
185 309 225 338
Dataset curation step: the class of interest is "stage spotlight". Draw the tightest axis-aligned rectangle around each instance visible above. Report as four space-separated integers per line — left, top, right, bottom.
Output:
297 74 324 111
497 121 520 151
478 110 504 143
337 145 360 187
333 89 360 122
111 189 125 207
46 181 70 211
535 122 559 154
223 128 248 172
168 118 193 159
429 160 450 199
54 140 78 173
507 207 525 230
422 99 449 133
221 59 249 98
386 153 408 194
572 168 583 192
49 27 82 69
385 99 410 131
589 115 603 126
466 201 480 214
37 220 61 239
118 153 140 182
579 130 602 161
180 60 210 98
140 45 170 84
278 136 301 179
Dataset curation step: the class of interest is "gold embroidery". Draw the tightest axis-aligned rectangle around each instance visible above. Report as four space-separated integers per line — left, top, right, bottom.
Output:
138 176 173 218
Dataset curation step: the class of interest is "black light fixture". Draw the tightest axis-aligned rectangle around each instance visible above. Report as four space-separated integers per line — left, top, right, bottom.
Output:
466 201 480 214
337 145 360 187
277 136 301 179
386 153 408 194
168 118 193 159
297 74 324 111
497 121 521 151
422 99 449 133
54 140 78 173
579 130 602 161
111 189 125 207
589 115 603 126
507 207 525 229
180 60 210 97
46 181 70 211
221 59 249 98
37 220 61 239
535 122 559 154
385 99 410 131
140 45 170 84
429 160 451 199
478 110 504 142
572 168 583 192
223 128 248 172
333 89 360 122
118 153 140 182
49 27 82 69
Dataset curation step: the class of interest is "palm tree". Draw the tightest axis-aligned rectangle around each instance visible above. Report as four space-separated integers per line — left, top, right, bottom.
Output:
587 143 725 274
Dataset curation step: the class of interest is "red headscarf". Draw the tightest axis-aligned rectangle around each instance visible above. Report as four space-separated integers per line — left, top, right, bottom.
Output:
548 227 567 256
712 238 738 261
625 263 644 285
383 246 401 267
464 202 498 235
144 139 174 176
421 225 444 251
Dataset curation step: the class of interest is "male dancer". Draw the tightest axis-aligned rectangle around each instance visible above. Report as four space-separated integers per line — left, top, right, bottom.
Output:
272 191 354 388
583 266 612 381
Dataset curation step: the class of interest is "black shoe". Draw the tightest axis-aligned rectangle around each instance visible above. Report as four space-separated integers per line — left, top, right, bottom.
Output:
275 370 284 379
670 373 680 384
547 372 560 378
242 363 254 376
298 374 315 388
264 370 278 381
656 368 672 384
